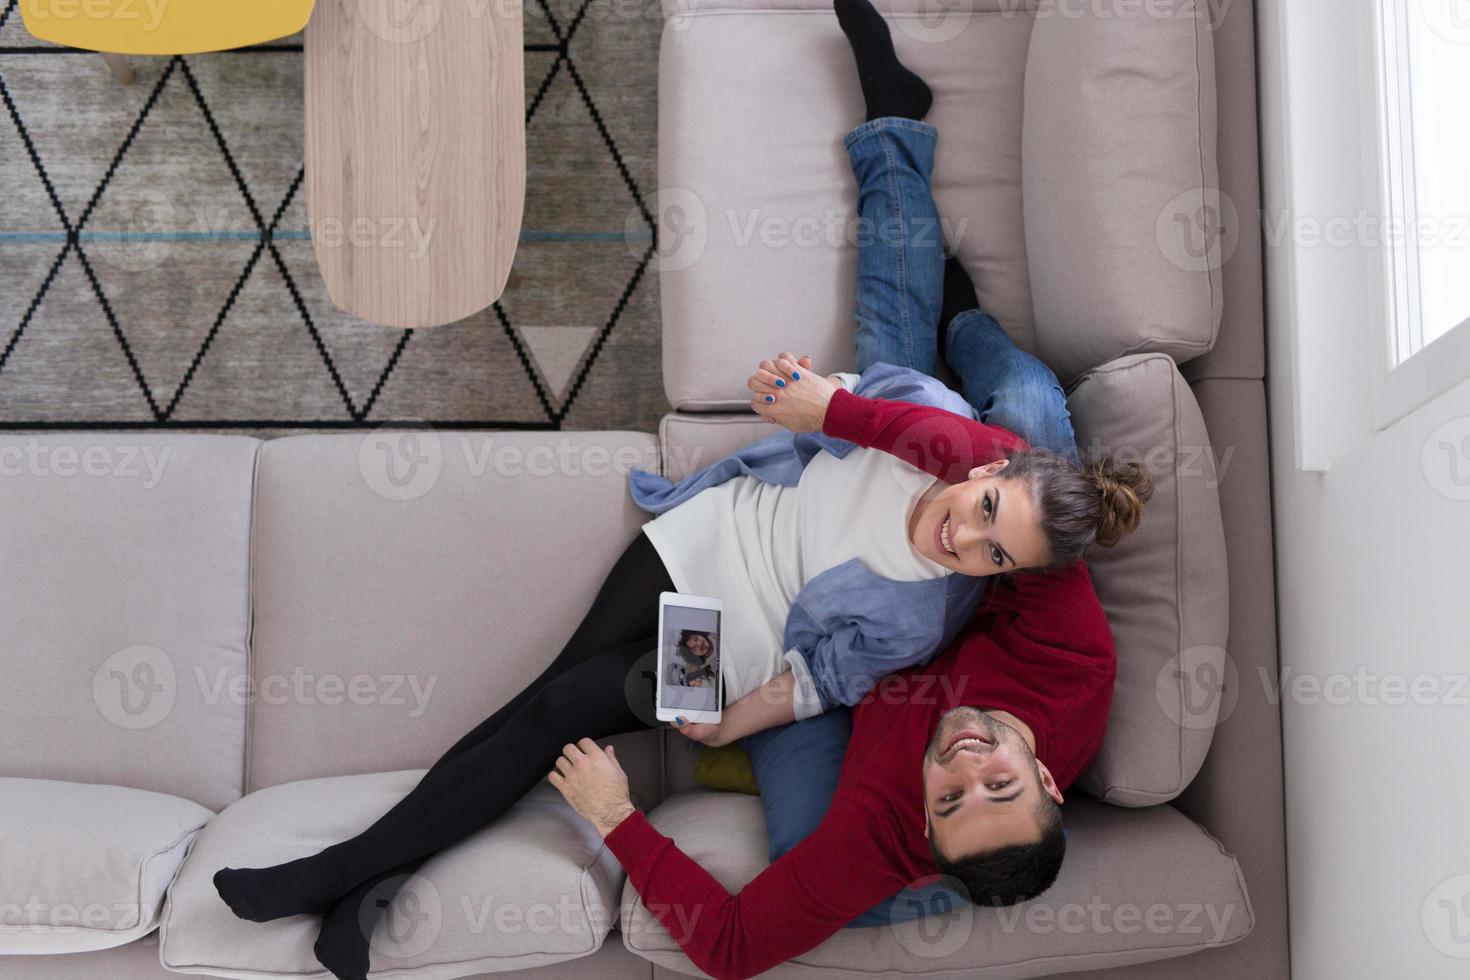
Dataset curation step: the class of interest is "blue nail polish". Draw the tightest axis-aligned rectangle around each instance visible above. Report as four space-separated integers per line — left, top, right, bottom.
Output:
775 379 786 387
765 395 775 403
674 718 685 726
792 370 801 380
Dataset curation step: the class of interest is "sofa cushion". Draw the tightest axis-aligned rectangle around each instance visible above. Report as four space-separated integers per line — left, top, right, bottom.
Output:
1067 354 1229 805
0 434 257 812
657 1 1037 411
621 790 1252 975
245 431 664 810
1023 0 1222 384
160 772 622 979
0 777 212 955
656 0 1220 409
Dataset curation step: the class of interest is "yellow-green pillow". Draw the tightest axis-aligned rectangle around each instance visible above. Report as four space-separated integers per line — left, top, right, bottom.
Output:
692 743 760 795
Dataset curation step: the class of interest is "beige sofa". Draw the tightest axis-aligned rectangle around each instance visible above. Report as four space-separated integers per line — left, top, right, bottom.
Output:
0 1 1287 978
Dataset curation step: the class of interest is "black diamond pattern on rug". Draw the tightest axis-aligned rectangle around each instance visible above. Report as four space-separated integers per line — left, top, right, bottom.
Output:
0 0 665 431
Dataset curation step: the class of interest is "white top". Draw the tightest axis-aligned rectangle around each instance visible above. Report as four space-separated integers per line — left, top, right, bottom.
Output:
641 439 949 707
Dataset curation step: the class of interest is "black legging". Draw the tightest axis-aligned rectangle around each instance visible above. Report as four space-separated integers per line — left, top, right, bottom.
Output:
313 532 674 949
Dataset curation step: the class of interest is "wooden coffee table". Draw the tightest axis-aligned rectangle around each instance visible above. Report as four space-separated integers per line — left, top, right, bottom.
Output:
304 0 525 328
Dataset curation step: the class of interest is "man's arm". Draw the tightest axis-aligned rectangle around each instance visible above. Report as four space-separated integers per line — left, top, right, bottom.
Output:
551 740 899 980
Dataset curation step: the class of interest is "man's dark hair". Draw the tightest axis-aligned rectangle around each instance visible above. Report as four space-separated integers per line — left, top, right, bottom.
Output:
929 797 1065 907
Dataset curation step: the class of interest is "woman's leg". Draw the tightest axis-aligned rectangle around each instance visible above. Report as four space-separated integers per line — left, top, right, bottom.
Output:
215 637 658 923
306 532 674 978
835 0 945 377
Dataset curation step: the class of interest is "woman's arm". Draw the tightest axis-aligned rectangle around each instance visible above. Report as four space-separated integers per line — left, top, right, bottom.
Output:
673 670 799 747
748 353 1028 483
822 387 1028 483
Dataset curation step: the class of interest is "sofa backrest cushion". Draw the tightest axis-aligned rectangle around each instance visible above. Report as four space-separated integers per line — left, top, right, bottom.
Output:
245 431 664 800
1022 0 1222 384
0 434 257 811
1068 353 1229 804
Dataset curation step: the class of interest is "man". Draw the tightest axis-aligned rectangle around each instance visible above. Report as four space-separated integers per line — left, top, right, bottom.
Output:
551 385 1117 980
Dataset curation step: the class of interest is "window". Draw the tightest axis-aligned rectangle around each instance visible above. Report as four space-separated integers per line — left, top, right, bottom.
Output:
1372 0 1470 424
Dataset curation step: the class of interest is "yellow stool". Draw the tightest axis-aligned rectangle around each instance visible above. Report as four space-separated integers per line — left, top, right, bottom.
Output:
20 0 314 82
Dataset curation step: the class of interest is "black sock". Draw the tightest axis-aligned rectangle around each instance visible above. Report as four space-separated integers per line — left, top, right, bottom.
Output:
835 0 933 121
938 255 979 361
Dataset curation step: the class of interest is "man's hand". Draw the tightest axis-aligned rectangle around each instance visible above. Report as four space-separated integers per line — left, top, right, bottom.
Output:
747 352 838 433
672 715 728 747
548 738 637 838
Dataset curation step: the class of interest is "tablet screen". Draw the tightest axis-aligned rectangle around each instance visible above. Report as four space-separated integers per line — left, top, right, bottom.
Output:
660 603 721 714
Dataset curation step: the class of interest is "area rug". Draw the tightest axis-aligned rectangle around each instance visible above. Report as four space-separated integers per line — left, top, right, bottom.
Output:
0 0 667 434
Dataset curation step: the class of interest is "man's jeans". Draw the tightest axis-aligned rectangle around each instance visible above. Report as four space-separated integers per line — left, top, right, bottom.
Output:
743 118 1080 929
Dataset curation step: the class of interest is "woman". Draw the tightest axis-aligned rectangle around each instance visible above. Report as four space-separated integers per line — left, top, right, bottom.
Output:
212 4 1150 977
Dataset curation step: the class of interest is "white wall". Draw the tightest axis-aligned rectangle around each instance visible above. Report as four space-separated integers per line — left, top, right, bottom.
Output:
1258 0 1470 974
1266 365 1470 977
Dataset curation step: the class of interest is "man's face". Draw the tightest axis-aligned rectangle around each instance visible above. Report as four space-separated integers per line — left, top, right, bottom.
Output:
921 707 1063 859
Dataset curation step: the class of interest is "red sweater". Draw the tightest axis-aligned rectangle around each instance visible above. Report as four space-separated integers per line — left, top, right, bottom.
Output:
605 389 1117 979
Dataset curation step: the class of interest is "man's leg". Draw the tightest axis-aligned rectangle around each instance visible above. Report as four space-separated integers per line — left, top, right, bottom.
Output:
944 307 1080 462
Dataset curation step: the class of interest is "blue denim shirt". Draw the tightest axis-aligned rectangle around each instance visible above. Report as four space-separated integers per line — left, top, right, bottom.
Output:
627 363 987 718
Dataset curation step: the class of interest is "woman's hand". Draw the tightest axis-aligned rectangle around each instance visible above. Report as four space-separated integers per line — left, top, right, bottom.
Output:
548 738 636 837
747 352 839 433
672 716 728 747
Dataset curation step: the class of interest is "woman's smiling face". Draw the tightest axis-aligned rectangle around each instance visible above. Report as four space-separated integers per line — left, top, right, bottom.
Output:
685 633 712 658
909 461 1049 576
